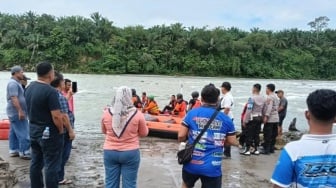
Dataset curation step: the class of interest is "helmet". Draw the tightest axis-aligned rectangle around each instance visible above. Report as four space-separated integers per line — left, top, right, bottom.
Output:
191 91 199 98
148 95 154 100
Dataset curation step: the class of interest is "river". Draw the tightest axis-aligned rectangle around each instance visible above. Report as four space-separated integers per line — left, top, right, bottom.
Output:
1 72 336 187
1 72 335 133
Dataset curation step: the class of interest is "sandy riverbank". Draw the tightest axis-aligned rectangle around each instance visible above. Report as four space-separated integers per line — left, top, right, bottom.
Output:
0 133 279 188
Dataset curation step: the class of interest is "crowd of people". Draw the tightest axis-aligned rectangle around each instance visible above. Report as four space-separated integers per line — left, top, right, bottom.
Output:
6 63 77 187
5 62 336 188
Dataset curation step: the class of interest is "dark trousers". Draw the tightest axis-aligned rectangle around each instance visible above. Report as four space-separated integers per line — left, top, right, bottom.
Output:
224 118 234 157
245 118 262 150
239 123 247 146
263 122 278 153
30 124 63 188
58 133 72 181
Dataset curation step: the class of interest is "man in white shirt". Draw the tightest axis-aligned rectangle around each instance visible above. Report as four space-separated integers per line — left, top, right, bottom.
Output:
271 89 336 187
220 82 234 158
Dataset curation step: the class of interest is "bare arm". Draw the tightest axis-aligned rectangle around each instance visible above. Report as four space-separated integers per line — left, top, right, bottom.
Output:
64 89 73 100
101 119 107 134
223 108 230 115
273 184 284 188
10 96 24 120
178 124 189 142
226 135 239 147
278 105 284 112
51 110 64 134
138 114 149 137
62 113 75 140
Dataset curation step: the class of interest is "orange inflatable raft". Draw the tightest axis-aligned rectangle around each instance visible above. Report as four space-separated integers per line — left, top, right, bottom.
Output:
0 119 10 140
144 114 182 139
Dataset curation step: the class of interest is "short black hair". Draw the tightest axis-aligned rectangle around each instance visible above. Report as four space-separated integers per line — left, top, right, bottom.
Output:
64 78 71 84
266 83 275 92
221 82 231 91
201 84 220 104
253 83 261 92
177 93 183 99
307 89 336 122
50 71 64 88
36 61 53 77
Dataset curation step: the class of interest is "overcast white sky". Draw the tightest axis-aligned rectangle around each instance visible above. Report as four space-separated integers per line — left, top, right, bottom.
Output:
1 0 335 31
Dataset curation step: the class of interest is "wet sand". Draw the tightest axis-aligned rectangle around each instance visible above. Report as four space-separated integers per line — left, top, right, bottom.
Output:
0 132 279 188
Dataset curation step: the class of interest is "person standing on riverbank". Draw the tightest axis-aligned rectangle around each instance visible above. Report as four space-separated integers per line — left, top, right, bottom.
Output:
101 86 148 188
50 71 76 185
62 79 75 113
178 84 238 188
271 89 336 187
220 81 234 158
261 84 279 155
6 65 30 159
275 90 287 137
241 83 265 155
25 62 64 188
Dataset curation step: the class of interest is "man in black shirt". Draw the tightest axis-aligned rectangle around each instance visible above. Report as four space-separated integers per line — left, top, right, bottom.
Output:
25 62 64 188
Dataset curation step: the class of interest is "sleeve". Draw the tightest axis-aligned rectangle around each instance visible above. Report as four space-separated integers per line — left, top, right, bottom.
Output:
224 118 236 136
144 102 154 111
243 99 252 123
7 82 19 97
182 112 192 128
270 149 294 188
48 89 61 111
223 98 232 109
59 96 68 113
137 112 148 137
265 96 273 117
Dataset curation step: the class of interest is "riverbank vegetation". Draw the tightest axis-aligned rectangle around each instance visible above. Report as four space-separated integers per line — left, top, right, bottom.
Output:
0 12 335 79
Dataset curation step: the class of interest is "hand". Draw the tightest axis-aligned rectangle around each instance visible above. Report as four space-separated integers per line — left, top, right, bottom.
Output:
58 126 64 134
263 116 268 124
68 131 75 140
18 110 25 120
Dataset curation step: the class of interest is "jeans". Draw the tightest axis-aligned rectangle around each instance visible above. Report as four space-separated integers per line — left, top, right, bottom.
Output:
104 149 140 188
30 123 63 188
58 133 72 181
8 115 30 156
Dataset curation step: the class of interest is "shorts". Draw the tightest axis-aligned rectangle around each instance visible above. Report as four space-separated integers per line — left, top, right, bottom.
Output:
182 169 222 188
278 116 285 126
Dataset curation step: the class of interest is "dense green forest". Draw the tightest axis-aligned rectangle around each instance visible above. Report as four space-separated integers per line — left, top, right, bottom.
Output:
0 12 335 79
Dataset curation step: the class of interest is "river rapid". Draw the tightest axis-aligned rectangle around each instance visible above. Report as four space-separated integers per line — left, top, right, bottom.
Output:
1 72 336 187
1 72 335 133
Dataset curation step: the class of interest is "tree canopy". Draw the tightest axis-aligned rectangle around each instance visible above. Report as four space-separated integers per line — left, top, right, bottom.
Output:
0 12 335 79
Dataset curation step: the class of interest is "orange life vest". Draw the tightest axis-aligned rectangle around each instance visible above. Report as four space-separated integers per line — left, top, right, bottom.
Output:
192 99 201 109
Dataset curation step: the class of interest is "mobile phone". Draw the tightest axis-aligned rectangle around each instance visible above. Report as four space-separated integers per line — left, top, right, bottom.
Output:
72 81 77 93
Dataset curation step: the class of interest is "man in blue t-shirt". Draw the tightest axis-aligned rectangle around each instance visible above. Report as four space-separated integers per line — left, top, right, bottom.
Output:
178 84 238 188
271 89 336 187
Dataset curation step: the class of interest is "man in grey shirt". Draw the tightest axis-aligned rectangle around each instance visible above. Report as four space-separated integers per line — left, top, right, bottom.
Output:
6 65 30 159
276 90 287 137
241 83 266 155
261 84 279 155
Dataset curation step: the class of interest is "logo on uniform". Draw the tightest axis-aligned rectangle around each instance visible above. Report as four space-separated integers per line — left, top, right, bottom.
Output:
302 163 336 177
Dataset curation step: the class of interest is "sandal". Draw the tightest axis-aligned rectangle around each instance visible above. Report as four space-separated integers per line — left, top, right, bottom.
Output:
59 179 73 185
